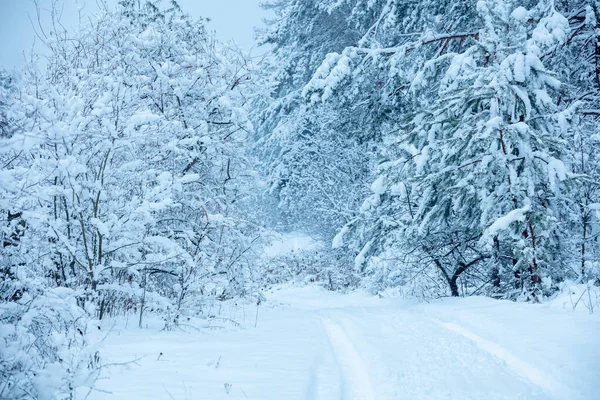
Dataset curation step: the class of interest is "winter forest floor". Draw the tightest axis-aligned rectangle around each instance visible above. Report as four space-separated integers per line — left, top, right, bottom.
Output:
81 286 600 400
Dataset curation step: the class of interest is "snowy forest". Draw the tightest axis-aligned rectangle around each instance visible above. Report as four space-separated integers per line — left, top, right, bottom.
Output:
1 0 599 399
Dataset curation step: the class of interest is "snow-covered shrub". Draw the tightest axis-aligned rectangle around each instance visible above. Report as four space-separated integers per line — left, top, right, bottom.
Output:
550 280 600 314
261 246 358 291
0 272 99 399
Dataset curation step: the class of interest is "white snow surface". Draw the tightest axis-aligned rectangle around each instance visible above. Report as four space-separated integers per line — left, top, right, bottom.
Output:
84 286 599 399
263 233 321 258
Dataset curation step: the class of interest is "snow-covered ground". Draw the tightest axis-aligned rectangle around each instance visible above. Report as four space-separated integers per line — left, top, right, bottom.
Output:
84 286 600 400
262 232 322 258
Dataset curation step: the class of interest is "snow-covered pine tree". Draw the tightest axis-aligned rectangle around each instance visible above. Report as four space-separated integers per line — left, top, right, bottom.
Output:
400 0 572 299
310 0 581 298
253 0 377 239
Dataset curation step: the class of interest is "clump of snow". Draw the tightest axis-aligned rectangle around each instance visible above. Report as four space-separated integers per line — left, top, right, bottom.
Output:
370 175 387 195
513 52 526 83
360 194 381 212
484 202 531 237
178 173 200 184
547 157 568 193
532 11 569 48
89 218 110 237
332 225 349 249
354 239 373 271
389 182 407 197
511 7 529 22
302 52 342 100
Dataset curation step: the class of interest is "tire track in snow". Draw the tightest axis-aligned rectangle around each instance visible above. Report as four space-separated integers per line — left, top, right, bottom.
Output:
436 320 572 400
305 337 343 400
320 318 376 400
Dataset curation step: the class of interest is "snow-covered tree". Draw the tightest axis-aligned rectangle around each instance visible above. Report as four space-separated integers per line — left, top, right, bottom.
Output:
254 0 484 248
1 1 259 397
332 1 573 298
1 69 101 400
253 0 378 239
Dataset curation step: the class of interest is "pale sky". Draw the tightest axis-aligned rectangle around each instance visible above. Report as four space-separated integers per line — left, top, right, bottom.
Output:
0 0 268 69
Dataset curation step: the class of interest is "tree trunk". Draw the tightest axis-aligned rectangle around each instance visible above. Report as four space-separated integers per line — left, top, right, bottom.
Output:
139 268 147 328
449 275 460 297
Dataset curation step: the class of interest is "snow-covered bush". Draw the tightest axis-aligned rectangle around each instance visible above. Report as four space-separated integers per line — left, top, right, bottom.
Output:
0 267 99 399
550 280 600 314
262 247 359 291
0 0 260 395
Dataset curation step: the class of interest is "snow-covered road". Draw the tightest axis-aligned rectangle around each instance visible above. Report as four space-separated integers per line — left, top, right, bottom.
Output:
86 287 600 400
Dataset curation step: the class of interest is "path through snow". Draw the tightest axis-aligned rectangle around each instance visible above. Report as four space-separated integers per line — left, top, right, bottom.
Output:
320 318 376 400
85 286 600 399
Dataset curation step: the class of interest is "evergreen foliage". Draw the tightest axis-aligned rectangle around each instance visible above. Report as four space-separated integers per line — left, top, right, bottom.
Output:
255 0 600 298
